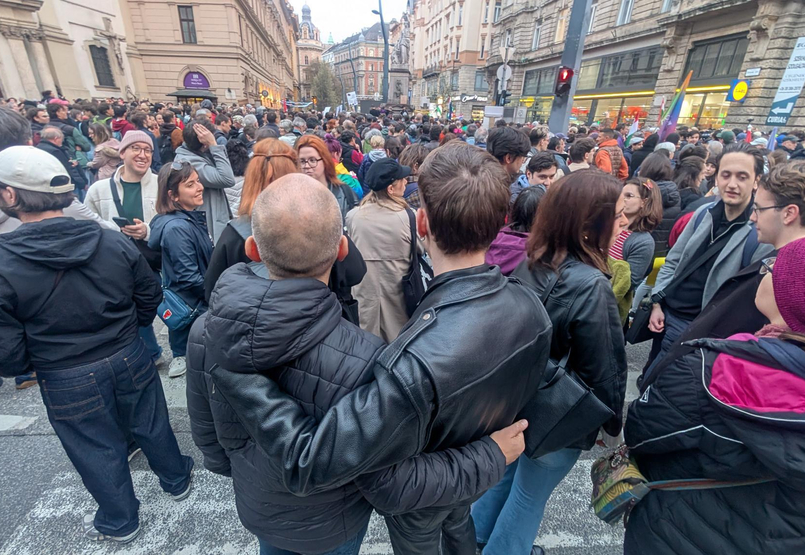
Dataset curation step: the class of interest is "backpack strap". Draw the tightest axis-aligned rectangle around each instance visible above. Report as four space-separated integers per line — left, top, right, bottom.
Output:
405 208 417 268
108 177 124 217
741 226 759 269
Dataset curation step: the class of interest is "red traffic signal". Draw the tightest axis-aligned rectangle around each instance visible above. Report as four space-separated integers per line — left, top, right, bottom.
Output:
555 66 574 96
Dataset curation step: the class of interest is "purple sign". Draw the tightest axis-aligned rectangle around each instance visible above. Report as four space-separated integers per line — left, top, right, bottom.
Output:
183 72 210 89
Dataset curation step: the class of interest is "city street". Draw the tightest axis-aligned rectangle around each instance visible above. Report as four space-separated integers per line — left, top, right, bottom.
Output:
0 322 648 555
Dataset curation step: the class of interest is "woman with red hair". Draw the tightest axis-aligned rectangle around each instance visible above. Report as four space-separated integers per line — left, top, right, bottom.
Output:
297 134 358 222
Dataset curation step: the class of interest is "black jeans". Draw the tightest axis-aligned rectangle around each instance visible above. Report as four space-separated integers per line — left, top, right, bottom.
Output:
37 339 194 536
385 505 477 555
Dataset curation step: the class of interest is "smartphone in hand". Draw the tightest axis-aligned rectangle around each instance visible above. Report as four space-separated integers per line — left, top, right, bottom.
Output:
113 217 133 228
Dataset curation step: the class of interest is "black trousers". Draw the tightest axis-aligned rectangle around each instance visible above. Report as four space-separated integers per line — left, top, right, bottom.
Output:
385 504 477 555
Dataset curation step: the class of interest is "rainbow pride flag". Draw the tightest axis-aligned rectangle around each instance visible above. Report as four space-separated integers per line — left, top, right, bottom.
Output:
658 70 693 141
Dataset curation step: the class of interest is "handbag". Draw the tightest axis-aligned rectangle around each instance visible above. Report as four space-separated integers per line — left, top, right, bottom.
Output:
625 233 728 345
591 444 775 526
109 178 162 272
157 273 200 331
519 267 615 459
401 208 433 317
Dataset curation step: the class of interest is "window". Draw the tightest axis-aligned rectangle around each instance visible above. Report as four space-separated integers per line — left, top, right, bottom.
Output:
531 20 541 50
459 5 463 25
89 45 116 87
505 29 512 48
178 6 197 44
683 35 749 84
451 71 459 90
475 69 487 90
598 47 662 89
587 0 597 34
483 2 489 23
616 0 634 26
493 1 501 23
370 63 374 71
480 36 486 58
555 8 568 42
304 55 309 65
576 59 602 90
661 0 673 12
455 41 460 59
521 67 556 96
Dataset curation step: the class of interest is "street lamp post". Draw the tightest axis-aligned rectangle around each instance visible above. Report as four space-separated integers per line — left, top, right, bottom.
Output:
372 1 390 104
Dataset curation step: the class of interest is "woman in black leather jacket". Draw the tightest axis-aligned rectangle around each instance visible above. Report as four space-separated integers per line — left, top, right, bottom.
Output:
473 169 630 555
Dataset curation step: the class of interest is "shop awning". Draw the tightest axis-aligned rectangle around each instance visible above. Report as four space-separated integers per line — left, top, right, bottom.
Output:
166 89 218 99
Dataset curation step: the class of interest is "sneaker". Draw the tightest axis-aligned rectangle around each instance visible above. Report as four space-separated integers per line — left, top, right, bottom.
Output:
168 356 186 378
127 446 143 463
82 514 141 543
172 473 193 502
531 546 545 555
15 373 37 390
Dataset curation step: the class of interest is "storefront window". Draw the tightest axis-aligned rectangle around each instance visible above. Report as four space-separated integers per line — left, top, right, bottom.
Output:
697 93 730 129
593 98 624 127
621 96 652 125
576 59 601 91
679 93 705 127
684 34 749 85
598 47 661 90
523 97 552 124
522 67 556 96
570 100 593 126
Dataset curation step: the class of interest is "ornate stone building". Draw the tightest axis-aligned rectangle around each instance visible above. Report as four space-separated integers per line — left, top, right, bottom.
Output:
123 0 300 106
325 22 389 102
408 0 493 119
0 0 144 101
297 4 324 101
485 0 805 130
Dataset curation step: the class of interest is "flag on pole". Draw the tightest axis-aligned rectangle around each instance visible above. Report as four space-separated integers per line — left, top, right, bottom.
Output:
625 118 640 148
447 97 453 120
657 96 666 127
767 127 779 151
745 124 753 143
658 71 693 142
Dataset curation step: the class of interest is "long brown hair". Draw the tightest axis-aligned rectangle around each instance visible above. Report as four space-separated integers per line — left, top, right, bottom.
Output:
625 177 662 233
239 139 298 217
527 169 621 274
296 134 342 187
156 161 197 214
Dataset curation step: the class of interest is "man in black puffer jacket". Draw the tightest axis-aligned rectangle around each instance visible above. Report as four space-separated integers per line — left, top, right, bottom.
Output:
210 143 552 554
188 173 525 555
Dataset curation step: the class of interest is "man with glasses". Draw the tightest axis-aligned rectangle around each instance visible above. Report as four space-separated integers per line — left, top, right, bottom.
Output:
643 143 775 376
86 130 162 364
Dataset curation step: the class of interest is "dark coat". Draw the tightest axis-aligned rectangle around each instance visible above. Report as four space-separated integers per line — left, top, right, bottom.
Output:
512 257 628 446
651 180 682 258
188 264 506 552
625 336 805 555
340 141 363 174
148 210 213 309
0 218 160 375
629 138 658 176
36 139 86 188
678 186 703 212
206 264 551 503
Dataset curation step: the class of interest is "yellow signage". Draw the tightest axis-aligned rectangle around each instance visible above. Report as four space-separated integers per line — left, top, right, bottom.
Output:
727 79 750 102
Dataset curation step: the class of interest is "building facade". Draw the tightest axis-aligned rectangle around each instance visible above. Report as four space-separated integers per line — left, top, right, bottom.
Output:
408 0 492 119
325 22 388 102
485 0 805 131
0 0 143 101
297 4 323 101
123 0 299 107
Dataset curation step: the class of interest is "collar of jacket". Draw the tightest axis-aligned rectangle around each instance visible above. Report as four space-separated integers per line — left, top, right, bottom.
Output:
416 264 507 315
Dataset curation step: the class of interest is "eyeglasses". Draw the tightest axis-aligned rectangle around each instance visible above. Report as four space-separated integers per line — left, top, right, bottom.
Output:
623 192 639 199
752 204 786 215
760 257 776 275
299 157 322 168
128 145 153 156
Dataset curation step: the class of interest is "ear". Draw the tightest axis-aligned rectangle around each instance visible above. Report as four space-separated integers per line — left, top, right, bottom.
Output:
783 204 800 226
416 206 429 239
336 235 349 262
245 236 262 263
503 153 513 166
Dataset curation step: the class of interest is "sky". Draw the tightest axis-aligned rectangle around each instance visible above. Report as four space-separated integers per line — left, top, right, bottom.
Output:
288 0 409 44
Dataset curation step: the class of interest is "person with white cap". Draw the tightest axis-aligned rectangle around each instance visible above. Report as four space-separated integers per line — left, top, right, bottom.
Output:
0 145 194 544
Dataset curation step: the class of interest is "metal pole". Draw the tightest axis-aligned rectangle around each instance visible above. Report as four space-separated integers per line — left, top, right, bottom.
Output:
548 0 592 134
338 64 346 106
376 0 390 103
348 41 359 97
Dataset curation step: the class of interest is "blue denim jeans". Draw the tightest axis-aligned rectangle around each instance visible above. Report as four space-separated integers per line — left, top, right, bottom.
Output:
643 310 693 383
37 339 194 536
257 522 368 555
167 308 205 358
138 324 163 362
471 448 582 555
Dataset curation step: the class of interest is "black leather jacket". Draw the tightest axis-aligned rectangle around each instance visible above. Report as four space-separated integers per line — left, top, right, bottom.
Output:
512 257 628 447
210 264 552 496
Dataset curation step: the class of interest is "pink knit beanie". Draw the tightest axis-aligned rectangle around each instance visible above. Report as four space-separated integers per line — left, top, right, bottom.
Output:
773 237 805 333
118 130 153 154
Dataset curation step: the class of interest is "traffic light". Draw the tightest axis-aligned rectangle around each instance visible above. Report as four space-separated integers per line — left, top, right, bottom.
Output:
498 90 511 106
312 95 318 107
555 66 574 96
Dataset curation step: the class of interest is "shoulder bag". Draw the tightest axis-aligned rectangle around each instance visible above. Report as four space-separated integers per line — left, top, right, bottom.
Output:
591 444 774 526
109 178 162 272
157 264 201 331
518 266 616 459
401 208 433 317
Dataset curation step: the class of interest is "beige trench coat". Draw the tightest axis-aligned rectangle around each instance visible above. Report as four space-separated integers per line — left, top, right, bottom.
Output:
346 201 413 342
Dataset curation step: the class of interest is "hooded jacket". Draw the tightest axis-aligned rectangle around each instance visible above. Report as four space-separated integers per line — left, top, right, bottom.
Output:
84 166 159 240
629 134 659 176
148 210 213 309
650 179 681 258
485 228 529 276
625 335 805 555
174 144 236 243
594 138 628 180
357 149 387 189
0 218 161 376
340 140 363 174
86 139 121 181
111 117 135 137
36 139 87 188
188 265 508 552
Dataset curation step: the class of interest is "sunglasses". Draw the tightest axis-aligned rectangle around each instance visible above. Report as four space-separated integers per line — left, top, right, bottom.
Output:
760 257 776 275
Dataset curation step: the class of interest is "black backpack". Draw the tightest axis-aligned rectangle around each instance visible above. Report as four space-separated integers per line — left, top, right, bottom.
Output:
159 133 176 164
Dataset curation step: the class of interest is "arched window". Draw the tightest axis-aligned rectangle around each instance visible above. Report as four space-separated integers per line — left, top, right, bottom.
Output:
304 55 309 65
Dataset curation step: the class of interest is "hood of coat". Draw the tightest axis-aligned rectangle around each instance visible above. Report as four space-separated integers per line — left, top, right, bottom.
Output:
485 229 529 276
111 118 132 132
204 264 343 373
367 150 387 162
147 210 208 251
691 335 805 488
655 180 681 209
0 217 102 270
174 145 212 165
159 122 177 136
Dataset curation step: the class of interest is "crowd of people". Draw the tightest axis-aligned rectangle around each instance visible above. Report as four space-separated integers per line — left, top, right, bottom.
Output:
0 91 804 555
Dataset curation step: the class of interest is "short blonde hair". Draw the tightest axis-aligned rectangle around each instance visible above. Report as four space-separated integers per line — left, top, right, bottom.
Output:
370 135 385 149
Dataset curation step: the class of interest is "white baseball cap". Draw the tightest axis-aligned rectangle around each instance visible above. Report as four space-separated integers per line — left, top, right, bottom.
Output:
0 146 73 193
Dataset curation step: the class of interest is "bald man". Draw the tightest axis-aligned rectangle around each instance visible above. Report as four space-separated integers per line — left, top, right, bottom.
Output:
187 174 525 555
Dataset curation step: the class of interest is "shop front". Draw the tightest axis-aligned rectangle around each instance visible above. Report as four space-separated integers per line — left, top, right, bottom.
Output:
168 71 217 104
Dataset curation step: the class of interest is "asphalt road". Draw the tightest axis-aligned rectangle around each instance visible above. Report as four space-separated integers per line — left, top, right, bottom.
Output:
0 322 649 555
